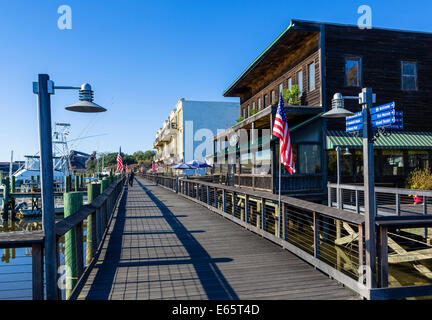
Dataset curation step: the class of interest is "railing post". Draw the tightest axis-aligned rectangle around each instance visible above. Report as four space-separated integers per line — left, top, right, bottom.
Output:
74 221 84 279
424 196 428 240
223 189 226 213
206 186 210 205
233 192 237 216
261 198 266 232
32 243 44 300
196 183 200 201
327 184 332 208
86 183 100 265
245 194 250 224
313 212 320 259
395 193 400 216
63 191 83 299
282 202 286 240
358 224 364 280
378 226 388 288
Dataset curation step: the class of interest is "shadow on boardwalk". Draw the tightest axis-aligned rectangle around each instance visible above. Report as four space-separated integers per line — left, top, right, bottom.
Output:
84 178 238 299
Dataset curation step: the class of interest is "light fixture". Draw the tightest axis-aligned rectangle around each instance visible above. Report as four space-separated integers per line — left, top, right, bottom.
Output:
321 93 355 118
344 147 352 156
65 83 106 113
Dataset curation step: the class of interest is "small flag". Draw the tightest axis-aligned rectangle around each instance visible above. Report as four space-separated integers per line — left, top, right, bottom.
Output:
116 147 124 172
125 165 129 173
152 160 156 172
272 92 295 174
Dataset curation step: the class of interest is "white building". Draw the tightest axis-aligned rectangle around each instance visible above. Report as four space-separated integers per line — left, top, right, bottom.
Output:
153 98 239 174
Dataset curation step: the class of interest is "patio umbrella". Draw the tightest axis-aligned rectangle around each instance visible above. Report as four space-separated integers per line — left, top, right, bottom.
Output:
185 160 211 168
170 163 196 170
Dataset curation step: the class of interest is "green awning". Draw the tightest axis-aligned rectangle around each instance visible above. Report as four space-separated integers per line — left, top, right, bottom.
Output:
326 130 432 149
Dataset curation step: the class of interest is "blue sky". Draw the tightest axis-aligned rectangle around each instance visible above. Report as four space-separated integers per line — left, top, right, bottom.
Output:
0 0 431 161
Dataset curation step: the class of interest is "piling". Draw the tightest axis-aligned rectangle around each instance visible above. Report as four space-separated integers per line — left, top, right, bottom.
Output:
2 178 10 221
74 176 79 191
86 183 100 265
10 176 15 193
63 192 83 299
100 178 109 194
65 175 71 193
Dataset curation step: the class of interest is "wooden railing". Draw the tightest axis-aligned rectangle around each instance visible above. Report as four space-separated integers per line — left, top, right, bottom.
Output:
144 174 432 300
0 175 126 300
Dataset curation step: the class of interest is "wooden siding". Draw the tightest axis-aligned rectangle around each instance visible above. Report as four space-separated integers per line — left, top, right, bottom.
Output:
240 50 322 119
324 24 432 131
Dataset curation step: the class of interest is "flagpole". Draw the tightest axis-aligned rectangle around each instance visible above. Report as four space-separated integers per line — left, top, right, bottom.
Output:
278 150 281 239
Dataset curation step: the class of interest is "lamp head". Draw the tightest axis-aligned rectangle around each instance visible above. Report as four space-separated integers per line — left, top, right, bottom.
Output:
321 93 355 118
65 83 107 113
344 148 352 156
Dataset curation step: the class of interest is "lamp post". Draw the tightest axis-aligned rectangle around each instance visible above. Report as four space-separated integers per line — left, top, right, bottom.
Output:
322 88 377 289
33 74 106 300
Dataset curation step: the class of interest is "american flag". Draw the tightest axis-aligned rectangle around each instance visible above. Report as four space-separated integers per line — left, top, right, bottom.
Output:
272 92 295 174
125 165 129 173
116 147 124 172
152 160 156 172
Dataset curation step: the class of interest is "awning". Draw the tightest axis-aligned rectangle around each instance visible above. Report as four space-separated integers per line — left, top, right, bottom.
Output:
326 130 432 149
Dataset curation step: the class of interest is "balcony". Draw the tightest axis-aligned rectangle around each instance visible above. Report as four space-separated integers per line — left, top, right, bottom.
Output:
160 124 178 142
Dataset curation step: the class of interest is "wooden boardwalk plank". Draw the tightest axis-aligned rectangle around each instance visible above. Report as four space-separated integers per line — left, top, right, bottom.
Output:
75 177 360 300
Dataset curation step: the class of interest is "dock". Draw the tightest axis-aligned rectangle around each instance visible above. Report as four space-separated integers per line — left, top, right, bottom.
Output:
74 177 359 300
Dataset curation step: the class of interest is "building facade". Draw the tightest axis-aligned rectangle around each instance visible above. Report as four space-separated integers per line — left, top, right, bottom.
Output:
214 20 432 199
154 99 239 173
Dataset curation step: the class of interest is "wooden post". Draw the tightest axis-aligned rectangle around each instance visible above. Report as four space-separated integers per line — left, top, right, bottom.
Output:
207 186 210 205
313 212 320 259
65 175 71 193
424 197 428 240
358 224 364 280
378 226 389 288
261 198 266 232
2 177 10 221
356 190 360 214
75 221 84 279
63 191 83 299
395 193 400 216
245 194 249 224
223 189 226 213
233 192 237 216
86 183 100 265
74 175 79 191
10 175 16 193
282 202 286 240
32 243 44 300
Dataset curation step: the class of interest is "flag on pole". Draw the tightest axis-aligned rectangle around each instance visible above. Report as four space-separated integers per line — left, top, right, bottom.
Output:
272 92 295 174
125 165 129 173
116 147 124 172
152 159 156 172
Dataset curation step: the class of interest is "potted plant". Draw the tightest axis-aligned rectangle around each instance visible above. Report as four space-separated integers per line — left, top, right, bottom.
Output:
406 168 432 205
236 117 244 123
282 85 300 105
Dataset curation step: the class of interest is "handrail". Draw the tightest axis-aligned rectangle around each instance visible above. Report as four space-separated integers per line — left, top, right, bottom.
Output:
328 182 432 197
0 175 126 300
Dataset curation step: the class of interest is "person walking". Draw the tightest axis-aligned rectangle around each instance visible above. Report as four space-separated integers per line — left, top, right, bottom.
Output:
129 170 135 187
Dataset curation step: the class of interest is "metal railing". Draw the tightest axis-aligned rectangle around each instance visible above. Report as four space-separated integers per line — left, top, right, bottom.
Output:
0 175 126 300
144 174 432 299
328 182 432 299
143 174 369 299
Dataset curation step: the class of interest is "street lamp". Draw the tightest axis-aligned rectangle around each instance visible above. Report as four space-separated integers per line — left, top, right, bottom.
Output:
322 88 377 289
33 74 106 300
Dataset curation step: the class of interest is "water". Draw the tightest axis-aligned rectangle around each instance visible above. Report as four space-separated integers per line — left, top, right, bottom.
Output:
0 217 88 300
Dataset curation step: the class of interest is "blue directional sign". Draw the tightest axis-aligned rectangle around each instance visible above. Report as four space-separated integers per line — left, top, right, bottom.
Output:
371 110 402 121
346 124 363 133
371 102 395 115
372 116 402 128
385 124 403 130
346 111 362 121
346 117 362 126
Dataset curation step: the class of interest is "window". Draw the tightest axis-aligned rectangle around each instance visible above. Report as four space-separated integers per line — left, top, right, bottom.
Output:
271 90 275 104
298 144 321 174
402 61 417 91
264 94 269 107
240 153 253 174
252 101 256 112
254 149 271 175
288 78 292 91
243 108 246 119
297 71 303 96
408 150 429 171
308 62 316 91
258 98 262 110
279 83 283 96
382 150 404 176
345 57 361 87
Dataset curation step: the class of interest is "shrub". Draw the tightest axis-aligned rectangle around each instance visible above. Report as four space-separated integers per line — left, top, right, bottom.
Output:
236 117 244 123
406 167 432 190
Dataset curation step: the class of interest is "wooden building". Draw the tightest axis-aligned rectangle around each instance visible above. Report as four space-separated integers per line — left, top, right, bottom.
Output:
214 20 432 199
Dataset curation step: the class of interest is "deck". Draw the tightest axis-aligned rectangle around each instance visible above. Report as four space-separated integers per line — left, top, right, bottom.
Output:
74 177 359 300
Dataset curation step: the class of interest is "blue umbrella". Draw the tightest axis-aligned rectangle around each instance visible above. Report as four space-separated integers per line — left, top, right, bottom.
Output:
185 160 211 168
170 163 195 170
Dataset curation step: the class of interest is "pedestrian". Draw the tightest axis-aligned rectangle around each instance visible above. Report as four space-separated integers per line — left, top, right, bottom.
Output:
129 170 135 187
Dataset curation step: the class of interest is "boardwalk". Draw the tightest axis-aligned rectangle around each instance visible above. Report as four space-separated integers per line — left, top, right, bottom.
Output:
75 177 359 300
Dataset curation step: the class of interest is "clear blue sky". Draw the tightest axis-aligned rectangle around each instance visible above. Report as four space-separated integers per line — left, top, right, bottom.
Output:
0 0 431 161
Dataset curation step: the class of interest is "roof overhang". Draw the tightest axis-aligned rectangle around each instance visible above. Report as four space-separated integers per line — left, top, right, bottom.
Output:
223 20 321 98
